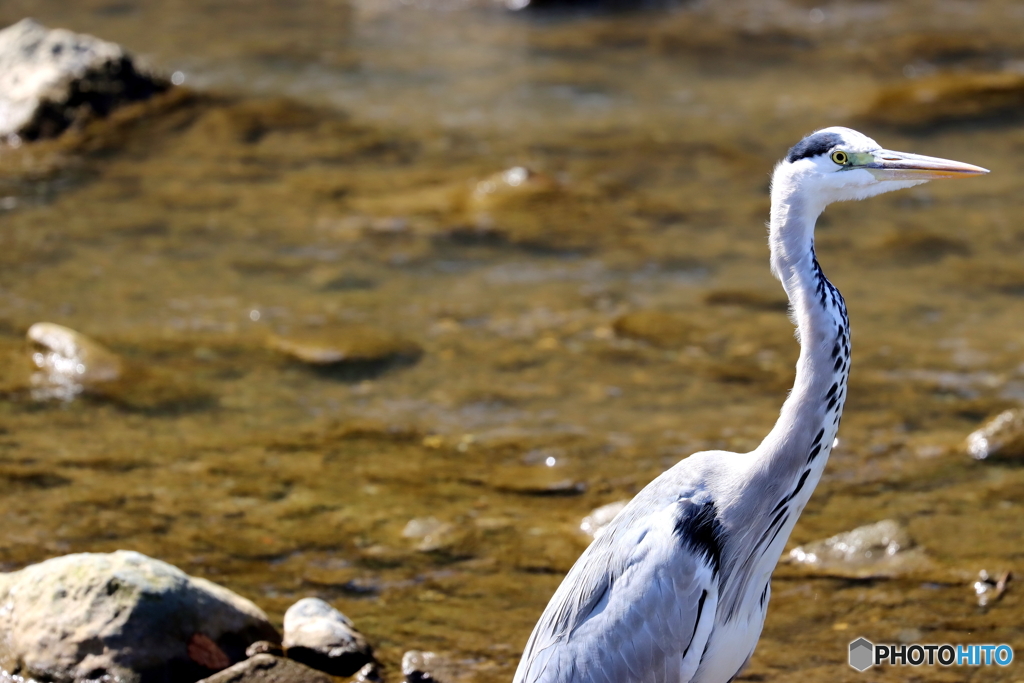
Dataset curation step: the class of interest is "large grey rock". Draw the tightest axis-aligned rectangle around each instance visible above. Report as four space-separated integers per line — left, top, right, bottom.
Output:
0 551 279 683
196 655 332 683
0 18 168 141
282 597 374 676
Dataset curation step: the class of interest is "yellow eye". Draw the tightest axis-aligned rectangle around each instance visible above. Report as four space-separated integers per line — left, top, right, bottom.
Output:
831 150 849 165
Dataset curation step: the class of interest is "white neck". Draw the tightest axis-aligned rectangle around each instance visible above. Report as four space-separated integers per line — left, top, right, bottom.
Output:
759 174 849 478
716 170 852 622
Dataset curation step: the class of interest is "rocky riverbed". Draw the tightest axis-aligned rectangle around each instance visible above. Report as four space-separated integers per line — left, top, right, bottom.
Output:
0 2 1022 682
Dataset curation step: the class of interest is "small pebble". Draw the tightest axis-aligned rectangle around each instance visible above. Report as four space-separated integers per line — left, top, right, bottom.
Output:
965 409 1024 461
355 662 386 683
283 597 374 677
268 326 420 366
401 516 476 555
467 166 558 215
402 651 453 683
974 569 1011 607
488 465 587 496
402 517 456 552
246 640 284 658
27 322 122 401
25 321 210 410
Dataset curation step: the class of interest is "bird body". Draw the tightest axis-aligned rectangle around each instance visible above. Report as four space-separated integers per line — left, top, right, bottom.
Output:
514 127 987 683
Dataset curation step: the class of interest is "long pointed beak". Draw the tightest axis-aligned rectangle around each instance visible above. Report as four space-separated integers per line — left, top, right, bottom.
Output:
864 150 989 181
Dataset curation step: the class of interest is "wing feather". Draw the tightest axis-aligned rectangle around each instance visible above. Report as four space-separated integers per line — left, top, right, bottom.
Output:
515 493 720 683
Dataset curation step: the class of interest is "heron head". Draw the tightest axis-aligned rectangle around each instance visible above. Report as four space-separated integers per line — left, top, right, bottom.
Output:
778 126 988 208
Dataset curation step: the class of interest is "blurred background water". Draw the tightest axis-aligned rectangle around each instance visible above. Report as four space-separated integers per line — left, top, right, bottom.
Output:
0 1 1022 681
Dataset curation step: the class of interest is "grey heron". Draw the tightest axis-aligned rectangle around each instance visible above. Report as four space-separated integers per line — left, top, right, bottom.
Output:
514 127 987 683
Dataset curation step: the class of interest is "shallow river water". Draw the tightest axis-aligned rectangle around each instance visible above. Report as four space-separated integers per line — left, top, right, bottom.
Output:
1 0 1023 681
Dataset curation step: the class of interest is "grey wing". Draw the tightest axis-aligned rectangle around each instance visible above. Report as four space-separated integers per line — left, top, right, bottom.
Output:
514 498 720 683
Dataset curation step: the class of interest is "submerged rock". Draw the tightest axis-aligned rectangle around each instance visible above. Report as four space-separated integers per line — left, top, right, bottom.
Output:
875 230 971 265
189 97 321 146
402 651 455 683
267 326 421 366
612 310 701 348
402 516 455 552
865 72 1024 128
787 519 935 579
281 598 374 677
196 654 332 683
0 550 279 683
28 321 123 401
466 166 559 217
0 18 169 141
401 517 478 556
703 289 788 312
400 651 485 683
346 164 598 251
460 166 592 249
488 465 587 496
27 322 211 410
579 500 628 539
966 409 1024 461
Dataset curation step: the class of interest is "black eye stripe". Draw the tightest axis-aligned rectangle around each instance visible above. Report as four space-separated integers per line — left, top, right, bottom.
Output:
786 131 844 163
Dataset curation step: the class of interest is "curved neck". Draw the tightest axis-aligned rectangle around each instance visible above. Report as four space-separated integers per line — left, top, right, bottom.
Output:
758 179 849 481
716 175 853 623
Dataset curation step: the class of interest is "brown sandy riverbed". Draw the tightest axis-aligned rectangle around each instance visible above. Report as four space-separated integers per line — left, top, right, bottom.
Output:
0 1 1022 681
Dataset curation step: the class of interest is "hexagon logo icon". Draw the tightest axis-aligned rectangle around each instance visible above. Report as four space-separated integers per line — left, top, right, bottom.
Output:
849 637 874 672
